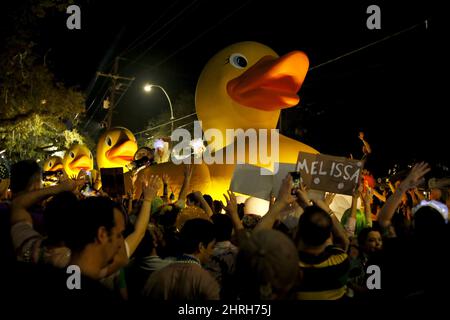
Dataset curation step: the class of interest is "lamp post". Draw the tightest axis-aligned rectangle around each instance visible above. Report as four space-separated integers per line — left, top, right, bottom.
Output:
143 84 174 133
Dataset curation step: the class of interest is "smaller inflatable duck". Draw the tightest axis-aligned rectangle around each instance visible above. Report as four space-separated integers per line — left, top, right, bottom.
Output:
43 156 64 172
63 144 94 178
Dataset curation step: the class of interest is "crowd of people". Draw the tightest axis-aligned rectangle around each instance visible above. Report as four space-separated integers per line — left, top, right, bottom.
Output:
0 141 449 309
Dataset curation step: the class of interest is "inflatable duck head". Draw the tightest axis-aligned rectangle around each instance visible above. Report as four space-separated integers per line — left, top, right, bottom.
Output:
43 156 64 172
63 144 94 178
196 41 309 149
96 127 138 172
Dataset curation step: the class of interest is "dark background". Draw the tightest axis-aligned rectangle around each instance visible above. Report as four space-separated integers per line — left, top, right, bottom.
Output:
5 0 447 178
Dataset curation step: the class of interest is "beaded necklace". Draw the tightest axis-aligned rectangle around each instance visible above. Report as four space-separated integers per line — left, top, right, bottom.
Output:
176 254 201 266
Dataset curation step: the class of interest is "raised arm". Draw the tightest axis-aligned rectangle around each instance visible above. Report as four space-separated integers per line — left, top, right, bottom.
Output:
314 196 350 252
11 179 83 226
223 190 245 244
255 174 296 231
378 162 430 229
178 163 193 204
125 175 162 257
359 132 372 155
192 191 213 217
361 187 373 228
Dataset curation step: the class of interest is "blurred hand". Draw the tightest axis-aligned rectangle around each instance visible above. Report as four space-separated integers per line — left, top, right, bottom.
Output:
397 162 430 193
162 173 169 185
359 132 364 140
276 174 296 206
295 183 310 208
142 175 162 201
223 190 238 216
324 192 336 206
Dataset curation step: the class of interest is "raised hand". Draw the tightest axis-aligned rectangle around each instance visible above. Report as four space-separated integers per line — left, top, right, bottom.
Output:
397 162 431 193
359 131 365 140
324 192 336 206
223 190 238 215
142 175 163 201
295 183 311 208
276 174 296 206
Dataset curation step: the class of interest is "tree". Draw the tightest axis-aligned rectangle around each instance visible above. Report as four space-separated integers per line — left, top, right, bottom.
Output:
0 0 85 162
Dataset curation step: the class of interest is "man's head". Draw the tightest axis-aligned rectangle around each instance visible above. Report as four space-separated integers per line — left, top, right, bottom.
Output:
203 194 213 209
134 147 154 162
297 205 332 248
10 160 42 196
65 197 125 272
179 218 215 264
186 192 200 207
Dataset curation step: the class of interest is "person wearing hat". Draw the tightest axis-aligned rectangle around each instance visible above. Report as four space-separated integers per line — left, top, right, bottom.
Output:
428 177 450 205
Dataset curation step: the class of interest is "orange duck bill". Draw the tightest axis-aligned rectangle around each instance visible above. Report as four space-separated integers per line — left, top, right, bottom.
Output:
106 140 137 165
69 155 92 171
227 51 309 111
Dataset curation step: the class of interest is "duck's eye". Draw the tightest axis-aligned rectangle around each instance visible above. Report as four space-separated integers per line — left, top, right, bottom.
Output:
69 152 75 159
48 161 52 167
229 53 248 69
106 136 112 147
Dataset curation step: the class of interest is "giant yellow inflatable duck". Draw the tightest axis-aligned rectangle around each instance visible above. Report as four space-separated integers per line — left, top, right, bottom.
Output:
43 156 64 172
96 127 138 173
196 41 318 198
136 42 318 201
63 144 94 178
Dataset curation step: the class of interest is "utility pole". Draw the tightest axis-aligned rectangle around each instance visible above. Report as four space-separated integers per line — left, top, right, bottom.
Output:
96 56 135 129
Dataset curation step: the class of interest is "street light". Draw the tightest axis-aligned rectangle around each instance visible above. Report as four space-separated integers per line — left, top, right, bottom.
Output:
143 83 175 133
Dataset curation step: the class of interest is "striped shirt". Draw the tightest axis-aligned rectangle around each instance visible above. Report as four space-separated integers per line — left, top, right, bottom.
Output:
296 245 350 300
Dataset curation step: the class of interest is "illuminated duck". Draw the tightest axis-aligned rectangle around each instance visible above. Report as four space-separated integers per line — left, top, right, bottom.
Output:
63 144 94 178
137 42 317 202
43 156 64 172
96 127 138 172
195 41 318 199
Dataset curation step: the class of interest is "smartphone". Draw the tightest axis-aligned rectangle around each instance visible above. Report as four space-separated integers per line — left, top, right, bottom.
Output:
289 171 301 195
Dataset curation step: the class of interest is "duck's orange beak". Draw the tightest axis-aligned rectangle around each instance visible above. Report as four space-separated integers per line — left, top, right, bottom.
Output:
69 155 92 171
106 140 137 165
49 163 63 171
227 51 309 111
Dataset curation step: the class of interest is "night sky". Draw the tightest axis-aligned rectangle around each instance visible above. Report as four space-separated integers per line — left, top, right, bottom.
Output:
15 0 447 177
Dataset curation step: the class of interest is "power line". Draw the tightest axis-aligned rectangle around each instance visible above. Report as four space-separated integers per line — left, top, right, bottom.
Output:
121 0 202 64
309 21 427 71
134 112 197 135
139 0 254 71
119 0 182 57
